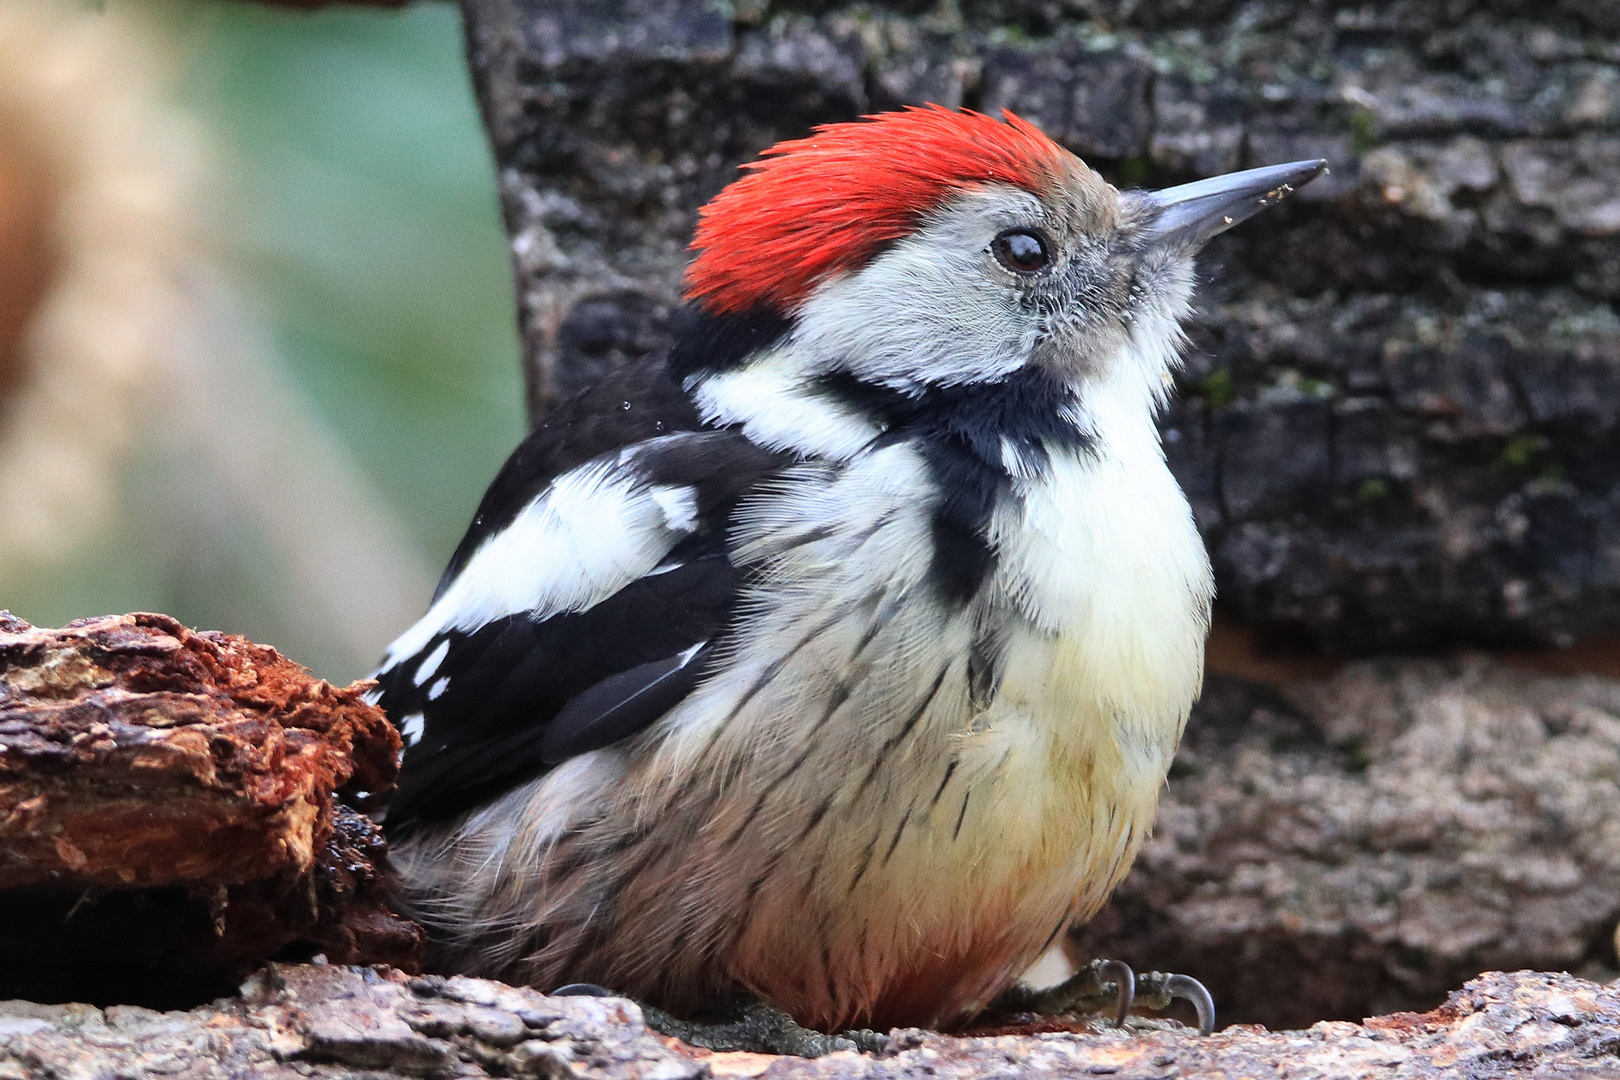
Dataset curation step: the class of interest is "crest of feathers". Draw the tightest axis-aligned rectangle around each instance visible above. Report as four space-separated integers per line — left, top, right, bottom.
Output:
684 106 1068 315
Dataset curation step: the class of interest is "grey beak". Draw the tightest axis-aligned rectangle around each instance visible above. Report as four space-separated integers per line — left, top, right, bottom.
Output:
1140 159 1328 251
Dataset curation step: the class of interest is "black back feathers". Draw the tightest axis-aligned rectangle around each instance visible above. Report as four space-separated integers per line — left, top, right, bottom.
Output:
374 351 790 830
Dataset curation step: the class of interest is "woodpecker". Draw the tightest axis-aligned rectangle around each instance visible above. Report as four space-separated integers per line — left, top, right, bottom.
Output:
370 106 1324 1035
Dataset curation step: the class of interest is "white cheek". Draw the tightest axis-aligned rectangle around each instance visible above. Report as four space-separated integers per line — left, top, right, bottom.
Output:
791 185 1047 390
794 245 1033 390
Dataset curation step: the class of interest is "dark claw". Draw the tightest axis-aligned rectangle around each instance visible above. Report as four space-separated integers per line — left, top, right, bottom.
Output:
1097 959 1135 1027
1134 970 1217 1036
551 982 617 997
988 959 1214 1036
1163 973 1215 1036
986 957 1138 1025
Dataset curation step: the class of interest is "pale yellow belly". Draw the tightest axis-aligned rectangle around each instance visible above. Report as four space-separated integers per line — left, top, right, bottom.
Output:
709 620 1187 1031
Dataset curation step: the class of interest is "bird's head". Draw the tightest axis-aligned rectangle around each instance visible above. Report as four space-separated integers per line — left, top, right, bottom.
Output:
683 106 1323 430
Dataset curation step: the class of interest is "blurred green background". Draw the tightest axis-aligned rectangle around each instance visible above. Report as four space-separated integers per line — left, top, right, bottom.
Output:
177 0 523 544
2 0 524 683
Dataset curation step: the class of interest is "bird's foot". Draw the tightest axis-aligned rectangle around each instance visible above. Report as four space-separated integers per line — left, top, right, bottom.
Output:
990 959 1215 1036
552 984 887 1058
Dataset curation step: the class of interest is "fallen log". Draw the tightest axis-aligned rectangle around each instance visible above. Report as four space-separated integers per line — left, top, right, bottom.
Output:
0 612 420 1005
1 962 1616 1078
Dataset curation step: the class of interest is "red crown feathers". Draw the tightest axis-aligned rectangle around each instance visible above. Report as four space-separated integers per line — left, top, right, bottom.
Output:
684 106 1068 315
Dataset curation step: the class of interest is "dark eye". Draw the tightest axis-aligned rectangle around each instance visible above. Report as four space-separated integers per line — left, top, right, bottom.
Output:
992 229 1050 273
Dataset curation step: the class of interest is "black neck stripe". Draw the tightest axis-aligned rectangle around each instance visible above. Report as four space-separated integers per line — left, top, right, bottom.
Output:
815 366 1092 605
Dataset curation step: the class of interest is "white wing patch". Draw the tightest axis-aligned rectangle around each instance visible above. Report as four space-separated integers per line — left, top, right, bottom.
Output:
428 677 450 701
413 640 450 686
649 485 699 533
379 455 696 670
400 712 426 747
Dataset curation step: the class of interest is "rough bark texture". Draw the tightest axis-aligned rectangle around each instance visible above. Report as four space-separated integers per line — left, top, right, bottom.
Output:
2 962 1618 1079
0 611 395 890
0 613 420 1007
460 0 1620 654
1071 659 1620 1030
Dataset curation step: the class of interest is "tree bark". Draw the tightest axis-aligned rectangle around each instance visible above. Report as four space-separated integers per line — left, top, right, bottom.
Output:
2 962 1617 1078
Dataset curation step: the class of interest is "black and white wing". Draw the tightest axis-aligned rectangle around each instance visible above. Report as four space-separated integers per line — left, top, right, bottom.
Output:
370 359 787 830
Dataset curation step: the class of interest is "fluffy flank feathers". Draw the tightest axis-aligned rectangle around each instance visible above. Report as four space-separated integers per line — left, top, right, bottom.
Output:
685 106 1068 315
